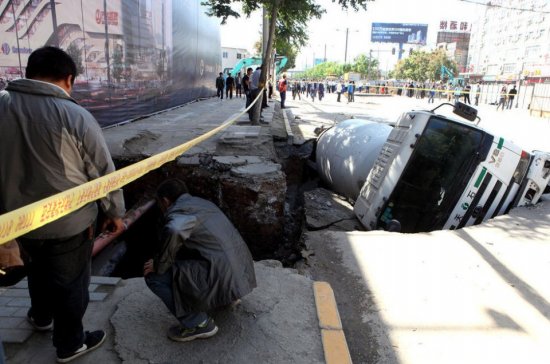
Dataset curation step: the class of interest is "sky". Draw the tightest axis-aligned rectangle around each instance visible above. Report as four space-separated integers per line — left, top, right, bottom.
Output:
220 0 484 71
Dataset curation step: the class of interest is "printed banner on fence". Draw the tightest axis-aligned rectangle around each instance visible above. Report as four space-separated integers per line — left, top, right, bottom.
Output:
0 0 220 127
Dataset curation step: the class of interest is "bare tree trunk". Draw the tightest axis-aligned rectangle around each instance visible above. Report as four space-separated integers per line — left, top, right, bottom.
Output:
252 0 279 124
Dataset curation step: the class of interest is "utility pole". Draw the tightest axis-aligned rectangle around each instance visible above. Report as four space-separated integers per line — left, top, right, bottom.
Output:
516 61 524 108
324 43 327 62
367 49 372 81
344 28 349 64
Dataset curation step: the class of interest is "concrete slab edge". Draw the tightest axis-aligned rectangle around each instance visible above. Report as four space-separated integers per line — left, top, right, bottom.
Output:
282 108 294 145
313 281 352 364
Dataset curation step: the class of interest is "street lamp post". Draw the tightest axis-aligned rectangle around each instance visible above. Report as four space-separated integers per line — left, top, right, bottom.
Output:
366 49 372 81
344 28 349 64
516 61 524 108
336 28 359 64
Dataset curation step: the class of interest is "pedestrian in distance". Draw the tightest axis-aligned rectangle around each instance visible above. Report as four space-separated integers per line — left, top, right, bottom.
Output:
225 73 235 99
0 46 126 363
292 80 301 100
472 83 480 106
496 86 507 111
347 81 355 103
336 81 342 102
216 72 225 99
507 85 517 109
144 179 256 342
268 75 274 99
318 82 325 101
235 72 242 98
249 66 265 124
242 67 252 119
453 85 462 103
278 74 288 109
428 84 436 104
463 84 471 105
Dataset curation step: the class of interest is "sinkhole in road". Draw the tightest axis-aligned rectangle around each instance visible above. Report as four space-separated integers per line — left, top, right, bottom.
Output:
92 140 319 278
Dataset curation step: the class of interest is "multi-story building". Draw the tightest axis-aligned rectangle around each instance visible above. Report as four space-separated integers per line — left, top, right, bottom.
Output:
437 30 471 73
468 0 550 83
221 46 251 74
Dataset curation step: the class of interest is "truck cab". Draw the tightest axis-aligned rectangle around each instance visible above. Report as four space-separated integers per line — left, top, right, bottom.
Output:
354 110 550 233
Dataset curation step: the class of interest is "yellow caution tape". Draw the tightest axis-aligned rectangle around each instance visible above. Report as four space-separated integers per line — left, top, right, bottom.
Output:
342 84 515 96
0 91 264 245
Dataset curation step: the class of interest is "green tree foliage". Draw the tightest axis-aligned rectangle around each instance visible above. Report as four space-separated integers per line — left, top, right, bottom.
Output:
296 61 343 79
392 49 458 82
352 53 379 78
294 53 379 79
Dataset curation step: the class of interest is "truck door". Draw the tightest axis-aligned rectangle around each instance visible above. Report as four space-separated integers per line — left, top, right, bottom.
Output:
443 138 524 230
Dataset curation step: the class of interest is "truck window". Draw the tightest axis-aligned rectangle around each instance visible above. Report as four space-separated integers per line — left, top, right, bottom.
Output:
378 116 489 233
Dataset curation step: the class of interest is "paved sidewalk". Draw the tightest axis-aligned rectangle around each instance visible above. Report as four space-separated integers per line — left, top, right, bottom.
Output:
2 95 339 364
4 261 326 364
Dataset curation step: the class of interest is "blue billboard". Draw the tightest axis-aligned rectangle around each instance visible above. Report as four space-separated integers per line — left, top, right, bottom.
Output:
371 23 428 45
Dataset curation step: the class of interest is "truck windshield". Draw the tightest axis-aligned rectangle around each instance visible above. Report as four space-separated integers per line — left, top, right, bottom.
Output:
378 116 487 233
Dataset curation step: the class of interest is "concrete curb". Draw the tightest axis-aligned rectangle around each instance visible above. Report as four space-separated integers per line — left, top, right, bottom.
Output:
282 108 294 145
313 281 352 364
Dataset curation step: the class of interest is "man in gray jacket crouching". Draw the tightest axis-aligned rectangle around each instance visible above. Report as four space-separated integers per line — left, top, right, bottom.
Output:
144 179 256 342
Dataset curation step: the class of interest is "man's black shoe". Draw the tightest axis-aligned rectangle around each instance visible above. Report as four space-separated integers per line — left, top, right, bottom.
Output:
57 330 106 363
168 318 218 342
27 309 53 331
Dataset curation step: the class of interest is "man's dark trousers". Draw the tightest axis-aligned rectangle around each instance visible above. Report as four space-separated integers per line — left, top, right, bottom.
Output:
20 228 93 356
280 91 286 108
217 87 224 99
245 91 252 120
145 268 207 328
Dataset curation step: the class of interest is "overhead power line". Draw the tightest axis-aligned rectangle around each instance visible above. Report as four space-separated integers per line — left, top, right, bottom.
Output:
459 0 550 14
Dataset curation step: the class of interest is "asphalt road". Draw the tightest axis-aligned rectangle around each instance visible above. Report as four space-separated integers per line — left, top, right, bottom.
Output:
284 91 550 153
287 92 550 364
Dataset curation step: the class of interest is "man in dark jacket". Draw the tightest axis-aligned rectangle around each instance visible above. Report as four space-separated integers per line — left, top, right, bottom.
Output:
144 179 256 342
0 46 125 362
215 72 225 99
225 74 235 99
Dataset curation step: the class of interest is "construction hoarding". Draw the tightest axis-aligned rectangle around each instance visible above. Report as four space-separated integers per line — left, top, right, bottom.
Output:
0 0 220 127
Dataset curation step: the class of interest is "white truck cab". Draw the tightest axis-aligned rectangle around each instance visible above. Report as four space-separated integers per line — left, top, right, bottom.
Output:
353 109 550 233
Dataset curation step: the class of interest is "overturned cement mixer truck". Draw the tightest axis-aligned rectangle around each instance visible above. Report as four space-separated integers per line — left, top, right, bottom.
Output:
315 102 550 233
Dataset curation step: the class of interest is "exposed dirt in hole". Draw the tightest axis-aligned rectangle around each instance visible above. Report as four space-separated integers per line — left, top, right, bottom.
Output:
272 139 318 264
96 137 319 277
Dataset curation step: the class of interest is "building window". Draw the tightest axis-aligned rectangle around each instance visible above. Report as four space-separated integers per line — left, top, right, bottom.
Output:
525 45 540 58
503 63 516 73
237 53 242 59
222 51 228 58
